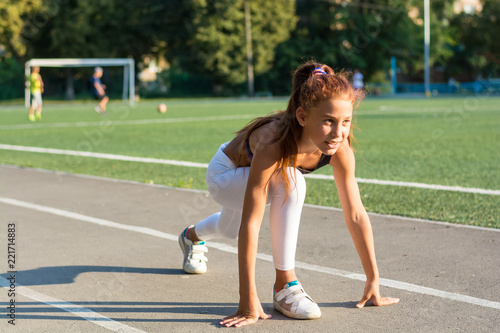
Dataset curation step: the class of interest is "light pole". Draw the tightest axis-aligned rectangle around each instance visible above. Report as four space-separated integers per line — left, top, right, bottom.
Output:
244 0 254 97
424 0 431 97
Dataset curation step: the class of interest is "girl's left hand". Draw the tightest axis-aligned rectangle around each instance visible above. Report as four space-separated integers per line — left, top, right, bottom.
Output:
356 279 400 308
220 302 271 327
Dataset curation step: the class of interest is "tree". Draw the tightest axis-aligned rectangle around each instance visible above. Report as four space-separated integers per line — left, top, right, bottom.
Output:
172 0 297 90
0 0 43 62
449 0 500 78
417 0 458 74
22 0 169 98
267 0 460 93
26 0 165 60
266 0 423 92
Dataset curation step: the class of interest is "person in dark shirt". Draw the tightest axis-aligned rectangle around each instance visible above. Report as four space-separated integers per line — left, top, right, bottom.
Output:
91 67 108 115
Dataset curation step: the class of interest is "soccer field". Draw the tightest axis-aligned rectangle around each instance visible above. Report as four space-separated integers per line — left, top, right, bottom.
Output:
0 96 498 228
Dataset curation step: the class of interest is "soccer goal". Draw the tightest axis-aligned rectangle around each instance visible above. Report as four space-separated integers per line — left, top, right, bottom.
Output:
24 58 135 107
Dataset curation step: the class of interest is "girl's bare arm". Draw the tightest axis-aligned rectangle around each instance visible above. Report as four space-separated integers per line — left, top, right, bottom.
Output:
221 133 279 327
331 142 399 308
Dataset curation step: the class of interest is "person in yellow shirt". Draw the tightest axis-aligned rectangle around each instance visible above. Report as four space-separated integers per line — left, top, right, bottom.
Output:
28 66 44 121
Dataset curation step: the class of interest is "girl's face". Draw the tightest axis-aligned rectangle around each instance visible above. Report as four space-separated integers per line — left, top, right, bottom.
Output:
297 98 353 155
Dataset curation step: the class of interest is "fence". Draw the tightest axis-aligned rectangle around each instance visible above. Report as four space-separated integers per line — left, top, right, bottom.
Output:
367 79 500 96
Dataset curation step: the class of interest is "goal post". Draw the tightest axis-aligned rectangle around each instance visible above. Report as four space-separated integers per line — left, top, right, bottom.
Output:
25 58 135 108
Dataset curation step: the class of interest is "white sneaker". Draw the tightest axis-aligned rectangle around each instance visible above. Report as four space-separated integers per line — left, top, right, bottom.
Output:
178 225 208 274
94 105 102 114
273 281 321 319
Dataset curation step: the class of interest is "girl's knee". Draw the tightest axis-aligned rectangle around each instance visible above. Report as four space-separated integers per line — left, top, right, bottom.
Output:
216 209 242 239
216 223 239 239
218 226 239 239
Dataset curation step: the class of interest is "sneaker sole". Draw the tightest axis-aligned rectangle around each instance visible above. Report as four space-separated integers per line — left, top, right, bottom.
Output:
273 300 321 320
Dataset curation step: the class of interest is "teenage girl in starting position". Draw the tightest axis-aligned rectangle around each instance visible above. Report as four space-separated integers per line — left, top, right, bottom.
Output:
179 61 400 327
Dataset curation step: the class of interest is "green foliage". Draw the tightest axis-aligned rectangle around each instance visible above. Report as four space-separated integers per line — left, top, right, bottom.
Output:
0 0 43 60
426 0 458 71
449 0 500 77
159 66 216 97
0 0 498 100
265 0 424 94
174 0 297 87
270 0 461 83
0 57 24 99
25 0 163 61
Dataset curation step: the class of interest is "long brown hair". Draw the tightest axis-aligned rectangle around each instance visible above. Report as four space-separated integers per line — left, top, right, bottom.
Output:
237 60 365 193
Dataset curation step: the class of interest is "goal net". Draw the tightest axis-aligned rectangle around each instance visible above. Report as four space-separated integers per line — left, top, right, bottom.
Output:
24 58 135 107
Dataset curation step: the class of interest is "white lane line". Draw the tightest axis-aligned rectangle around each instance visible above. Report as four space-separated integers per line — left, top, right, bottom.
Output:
293 262 500 310
0 276 147 333
1 197 499 311
0 114 256 130
305 174 500 196
0 144 209 168
1 144 499 196
3 164 495 232
303 202 500 232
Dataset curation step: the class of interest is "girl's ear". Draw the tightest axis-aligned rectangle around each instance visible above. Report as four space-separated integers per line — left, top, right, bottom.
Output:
296 107 308 127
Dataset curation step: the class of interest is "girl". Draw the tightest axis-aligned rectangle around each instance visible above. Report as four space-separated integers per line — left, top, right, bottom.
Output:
178 61 400 327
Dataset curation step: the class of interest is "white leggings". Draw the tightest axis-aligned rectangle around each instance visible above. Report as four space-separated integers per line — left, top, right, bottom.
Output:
194 142 306 271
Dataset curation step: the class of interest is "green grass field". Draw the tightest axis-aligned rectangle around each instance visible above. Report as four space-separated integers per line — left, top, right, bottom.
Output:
1 96 499 228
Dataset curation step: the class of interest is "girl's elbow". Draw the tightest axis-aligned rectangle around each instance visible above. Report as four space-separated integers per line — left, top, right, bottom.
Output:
345 209 369 226
346 215 361 226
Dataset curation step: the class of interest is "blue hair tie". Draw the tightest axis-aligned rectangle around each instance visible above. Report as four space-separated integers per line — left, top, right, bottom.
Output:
312 67 327 76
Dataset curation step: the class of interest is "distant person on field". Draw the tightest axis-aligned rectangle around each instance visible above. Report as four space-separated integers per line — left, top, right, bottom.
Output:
353 69 364 90
91 67 108 115
448 77 458 93
28 66 44 122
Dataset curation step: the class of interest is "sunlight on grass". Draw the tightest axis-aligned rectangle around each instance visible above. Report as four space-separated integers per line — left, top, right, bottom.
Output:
1 96 499 228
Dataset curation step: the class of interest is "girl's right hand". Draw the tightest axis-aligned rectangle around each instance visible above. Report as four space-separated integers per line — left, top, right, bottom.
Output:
220 300 271 328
